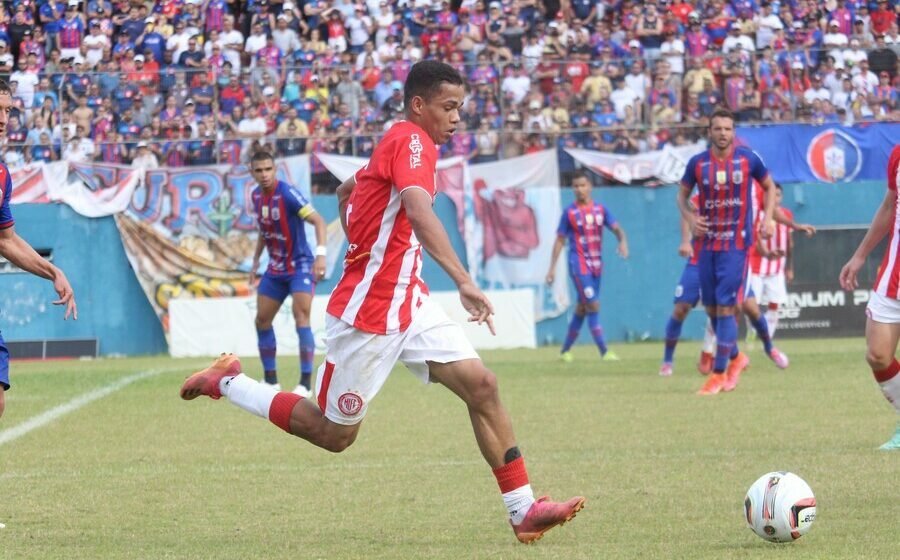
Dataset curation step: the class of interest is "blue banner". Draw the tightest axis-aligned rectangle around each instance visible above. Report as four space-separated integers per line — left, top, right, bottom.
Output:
736 123 900 184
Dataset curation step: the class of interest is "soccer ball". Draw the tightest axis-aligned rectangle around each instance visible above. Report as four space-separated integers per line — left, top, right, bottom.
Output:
744 471 817 543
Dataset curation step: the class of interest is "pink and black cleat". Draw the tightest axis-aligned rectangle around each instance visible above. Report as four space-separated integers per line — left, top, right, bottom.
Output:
180 353 242 400
511 495 585 544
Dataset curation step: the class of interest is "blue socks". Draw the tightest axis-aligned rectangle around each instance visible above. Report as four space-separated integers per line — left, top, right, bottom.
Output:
257 327 277 384
663 317 684 363
561 313 585 353
586 312 608 355
749 315 774 354
297 326 315 389
714 315 737 374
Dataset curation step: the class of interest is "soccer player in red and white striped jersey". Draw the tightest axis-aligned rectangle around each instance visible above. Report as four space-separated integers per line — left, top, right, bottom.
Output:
181 61 585 540
840 144 900 450
748 184 793 340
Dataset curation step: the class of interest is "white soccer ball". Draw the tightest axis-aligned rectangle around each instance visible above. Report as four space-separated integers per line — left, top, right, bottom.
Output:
744 471 817 543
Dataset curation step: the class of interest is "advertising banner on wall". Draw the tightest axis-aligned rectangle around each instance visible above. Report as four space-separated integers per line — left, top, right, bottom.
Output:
735 123 900 184
772 227 884 338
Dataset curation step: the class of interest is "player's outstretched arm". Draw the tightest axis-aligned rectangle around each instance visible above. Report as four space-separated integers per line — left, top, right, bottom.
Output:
773 207 816 237
0 226 77 319
840 189 894 290
402 187 495 335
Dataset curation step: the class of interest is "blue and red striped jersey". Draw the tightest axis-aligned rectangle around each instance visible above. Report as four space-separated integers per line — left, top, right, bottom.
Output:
557 201 618 276
251 181 316 276
680 146 770 252
0 163 15 230
58 17 85 49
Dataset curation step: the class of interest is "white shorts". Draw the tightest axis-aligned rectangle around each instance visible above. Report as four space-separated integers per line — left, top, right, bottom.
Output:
314 297 480 425
866 291 900 324
747 272 788 305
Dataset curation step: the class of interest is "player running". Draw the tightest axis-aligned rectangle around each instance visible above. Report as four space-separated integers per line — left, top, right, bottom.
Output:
249 151 327 397
747 183 793 346
546 170 629 363
0 80 77 419
659 194 706 377
839 144 900 450
181 61 585 542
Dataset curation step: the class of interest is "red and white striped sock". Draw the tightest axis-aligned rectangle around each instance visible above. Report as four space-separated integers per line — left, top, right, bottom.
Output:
873 359 900 413
493 457 535 524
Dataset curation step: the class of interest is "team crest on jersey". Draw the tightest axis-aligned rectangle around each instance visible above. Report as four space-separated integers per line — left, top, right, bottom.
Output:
806 128 862 183
585 213 594 225
409 134 423 169
716 170 727 184
337 392 364 416
732 170 743 185
271 206 280 221
261 206 269 219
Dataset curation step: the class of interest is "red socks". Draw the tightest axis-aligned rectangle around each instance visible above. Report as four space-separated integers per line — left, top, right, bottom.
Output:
873 359 900 383
268 392 303 433
492 456 530 493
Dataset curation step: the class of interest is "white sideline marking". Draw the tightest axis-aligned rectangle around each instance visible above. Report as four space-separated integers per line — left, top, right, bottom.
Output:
0 368 167 447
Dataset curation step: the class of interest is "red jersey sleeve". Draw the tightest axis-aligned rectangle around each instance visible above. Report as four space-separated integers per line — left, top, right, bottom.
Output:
888 145 900 192
391 129 438 197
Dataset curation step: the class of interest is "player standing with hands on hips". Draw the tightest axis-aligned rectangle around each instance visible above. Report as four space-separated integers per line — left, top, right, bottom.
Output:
0 79 77 419
249 151 327 398
839 144 900 450
182 61 585 543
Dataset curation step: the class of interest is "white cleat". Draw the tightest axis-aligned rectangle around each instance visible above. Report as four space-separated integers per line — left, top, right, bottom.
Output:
292 384 311 398
262 381 282 391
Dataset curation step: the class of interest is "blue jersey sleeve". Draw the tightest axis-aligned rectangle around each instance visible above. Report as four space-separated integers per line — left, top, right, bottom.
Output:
680 154 699 190
556 208 571 237
0 167 14 230
602 205 618 230
284 183 315 219
748 150 770 183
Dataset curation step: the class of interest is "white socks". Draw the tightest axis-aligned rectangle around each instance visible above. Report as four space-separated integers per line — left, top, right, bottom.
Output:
766 308 779 337
879 374 900 413
220 374 278 419
703 318 717 354
503 484 535 525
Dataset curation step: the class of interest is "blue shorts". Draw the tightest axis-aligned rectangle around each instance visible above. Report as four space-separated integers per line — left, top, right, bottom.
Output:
698 248 748 308
570 272 601 305
258 271 315 303
673 262 701 306
0 333 9 390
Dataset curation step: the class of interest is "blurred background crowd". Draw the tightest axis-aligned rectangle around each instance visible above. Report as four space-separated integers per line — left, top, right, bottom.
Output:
0 0 897 190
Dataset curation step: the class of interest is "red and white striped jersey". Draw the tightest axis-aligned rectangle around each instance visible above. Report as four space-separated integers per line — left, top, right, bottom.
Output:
327 121 438 334
749 207 793 276
874 145 900 298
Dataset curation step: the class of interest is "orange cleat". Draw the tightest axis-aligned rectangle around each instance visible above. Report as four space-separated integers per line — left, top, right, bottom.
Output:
697 352 714 375
722 352 750 392
511 495 585 544
697 373 727 395
180 353 242 400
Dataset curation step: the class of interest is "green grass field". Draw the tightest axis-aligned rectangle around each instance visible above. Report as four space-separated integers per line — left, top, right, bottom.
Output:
0 338 897 560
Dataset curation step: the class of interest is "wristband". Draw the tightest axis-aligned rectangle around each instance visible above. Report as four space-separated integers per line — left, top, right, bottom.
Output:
315 246 327 257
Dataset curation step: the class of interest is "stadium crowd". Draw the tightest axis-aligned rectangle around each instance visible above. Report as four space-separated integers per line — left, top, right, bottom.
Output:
0 0 897 187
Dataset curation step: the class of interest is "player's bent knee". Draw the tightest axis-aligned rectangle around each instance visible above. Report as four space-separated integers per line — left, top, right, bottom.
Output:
255 316 274 330
586 302 600 313
466 366 500 407
865 348 895 371
673 304 691 321
318 422 360 453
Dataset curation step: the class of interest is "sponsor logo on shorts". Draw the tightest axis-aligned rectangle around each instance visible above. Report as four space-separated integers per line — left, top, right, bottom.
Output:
409 134 423 169
583 286 595 299
337 392 364 416
674 285 684 297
